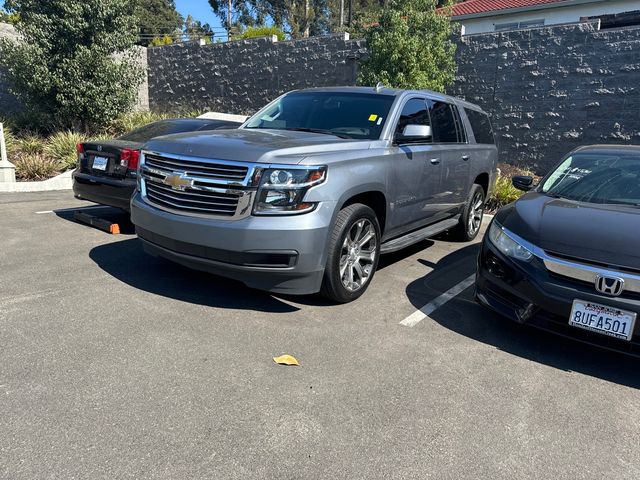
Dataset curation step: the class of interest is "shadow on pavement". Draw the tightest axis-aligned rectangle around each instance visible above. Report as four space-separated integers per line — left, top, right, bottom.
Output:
54 206 136 235
405 243 640 389
89 238 300 313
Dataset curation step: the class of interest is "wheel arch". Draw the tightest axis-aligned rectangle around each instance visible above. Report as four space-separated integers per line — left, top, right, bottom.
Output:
336 186 388 236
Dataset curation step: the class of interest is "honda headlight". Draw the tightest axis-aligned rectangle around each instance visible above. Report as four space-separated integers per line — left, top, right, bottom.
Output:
253 166 327 214
488 222 533 261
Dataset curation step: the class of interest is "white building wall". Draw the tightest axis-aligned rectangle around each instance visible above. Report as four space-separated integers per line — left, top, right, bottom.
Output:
460 0 640 35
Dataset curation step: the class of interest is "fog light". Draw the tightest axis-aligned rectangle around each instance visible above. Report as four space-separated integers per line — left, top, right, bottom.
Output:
486 256 506 279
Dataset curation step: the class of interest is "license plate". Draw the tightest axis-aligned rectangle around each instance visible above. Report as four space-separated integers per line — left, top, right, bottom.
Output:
92 156 108 171
569 299 636 341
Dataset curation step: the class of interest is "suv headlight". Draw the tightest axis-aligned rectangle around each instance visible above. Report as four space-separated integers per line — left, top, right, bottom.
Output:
488 221 533 261
253 166 327 215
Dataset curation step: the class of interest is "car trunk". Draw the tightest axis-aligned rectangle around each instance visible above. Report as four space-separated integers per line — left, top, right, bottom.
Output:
80 140 143 179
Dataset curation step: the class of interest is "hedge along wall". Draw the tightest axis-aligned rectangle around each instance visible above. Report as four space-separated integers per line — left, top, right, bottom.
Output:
449 21 640 172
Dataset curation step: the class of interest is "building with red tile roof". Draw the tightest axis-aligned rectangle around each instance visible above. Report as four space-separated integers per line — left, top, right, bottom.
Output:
451 0 640 35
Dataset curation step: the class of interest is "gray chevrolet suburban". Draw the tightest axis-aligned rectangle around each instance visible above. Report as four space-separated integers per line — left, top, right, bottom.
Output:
130 87 498 302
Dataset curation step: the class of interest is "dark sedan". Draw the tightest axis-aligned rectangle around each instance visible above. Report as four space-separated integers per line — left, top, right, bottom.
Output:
72 118 241 211
476 145 640 356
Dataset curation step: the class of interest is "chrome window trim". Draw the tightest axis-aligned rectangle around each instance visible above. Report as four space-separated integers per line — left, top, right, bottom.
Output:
494 222 640 295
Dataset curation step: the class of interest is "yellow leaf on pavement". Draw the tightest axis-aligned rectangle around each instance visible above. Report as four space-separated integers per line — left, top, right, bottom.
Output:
273 354 300 366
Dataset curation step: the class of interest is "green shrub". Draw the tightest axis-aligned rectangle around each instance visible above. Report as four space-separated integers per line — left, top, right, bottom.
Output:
16 134 45 155
149 35 174 47
1 124 17 155
45 131 88 170
486 175 523 211
14 154 61 180
0 0 143 131
238 26 286 42
358 0 456 91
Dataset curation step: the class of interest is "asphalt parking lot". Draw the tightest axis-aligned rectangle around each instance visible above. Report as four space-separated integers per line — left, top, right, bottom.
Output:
1 190 639 480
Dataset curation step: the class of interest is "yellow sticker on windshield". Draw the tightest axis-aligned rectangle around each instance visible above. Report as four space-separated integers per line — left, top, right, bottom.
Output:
368 114 378 122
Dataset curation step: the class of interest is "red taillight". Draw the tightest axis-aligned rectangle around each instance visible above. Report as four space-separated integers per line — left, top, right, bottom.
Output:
76 143 84 155
120 149 140 170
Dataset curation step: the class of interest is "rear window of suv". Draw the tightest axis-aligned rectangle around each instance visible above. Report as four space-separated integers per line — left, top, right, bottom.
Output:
465 109 495 145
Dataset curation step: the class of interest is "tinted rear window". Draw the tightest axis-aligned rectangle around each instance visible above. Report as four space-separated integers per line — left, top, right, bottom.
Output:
119 120 218 142
429 101 459 143
465 109 495 144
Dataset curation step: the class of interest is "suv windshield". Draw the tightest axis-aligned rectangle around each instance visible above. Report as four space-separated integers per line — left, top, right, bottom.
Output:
244 91 395 140
541 152 640 207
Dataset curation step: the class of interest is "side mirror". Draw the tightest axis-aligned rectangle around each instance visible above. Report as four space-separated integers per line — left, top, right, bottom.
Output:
402 124 432 139
512 175 534 192
395 124 432 145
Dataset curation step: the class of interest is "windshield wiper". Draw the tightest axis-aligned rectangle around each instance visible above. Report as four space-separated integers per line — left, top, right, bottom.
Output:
286 128 352 139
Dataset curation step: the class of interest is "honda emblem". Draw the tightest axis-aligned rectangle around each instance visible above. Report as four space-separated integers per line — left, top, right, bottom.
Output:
594 275 625 296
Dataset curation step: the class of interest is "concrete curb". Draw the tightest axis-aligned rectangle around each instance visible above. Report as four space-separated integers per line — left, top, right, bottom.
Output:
0 170 73 193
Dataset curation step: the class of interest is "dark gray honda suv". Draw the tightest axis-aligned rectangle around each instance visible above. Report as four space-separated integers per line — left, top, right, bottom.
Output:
476 145 640 356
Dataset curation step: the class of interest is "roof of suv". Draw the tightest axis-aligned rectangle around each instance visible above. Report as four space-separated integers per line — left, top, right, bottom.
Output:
290 86 487 113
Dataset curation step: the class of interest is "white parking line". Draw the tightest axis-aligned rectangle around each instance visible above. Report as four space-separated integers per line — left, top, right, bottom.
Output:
400 274 476 328
35 206 112 214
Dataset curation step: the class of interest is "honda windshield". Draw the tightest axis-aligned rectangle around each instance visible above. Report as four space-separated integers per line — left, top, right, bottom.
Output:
541 152 640 207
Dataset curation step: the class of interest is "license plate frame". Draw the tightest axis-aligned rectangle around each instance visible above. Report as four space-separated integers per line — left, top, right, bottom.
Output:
569 299 636 341
92 156 109 171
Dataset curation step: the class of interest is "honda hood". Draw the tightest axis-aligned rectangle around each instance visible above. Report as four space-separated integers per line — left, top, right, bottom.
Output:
496 192 640 270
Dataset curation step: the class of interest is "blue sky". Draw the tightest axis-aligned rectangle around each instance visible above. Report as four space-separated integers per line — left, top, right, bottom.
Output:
175 0 225 33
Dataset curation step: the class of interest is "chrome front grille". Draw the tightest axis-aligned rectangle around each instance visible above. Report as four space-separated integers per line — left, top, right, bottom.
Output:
543 253 640 296
144 153 249 183
145 181 240 216
140 151 254 219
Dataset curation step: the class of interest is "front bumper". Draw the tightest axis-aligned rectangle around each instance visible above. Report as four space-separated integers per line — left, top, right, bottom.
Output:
476 237 640 356
130 192 335 295
73 171 136 211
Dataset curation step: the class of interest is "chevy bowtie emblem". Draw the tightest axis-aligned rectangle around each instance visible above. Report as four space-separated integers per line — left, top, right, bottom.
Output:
163 172 193 191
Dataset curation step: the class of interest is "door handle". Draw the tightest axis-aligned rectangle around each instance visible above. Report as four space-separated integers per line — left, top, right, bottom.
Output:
462 155 470 161
429 158 440 165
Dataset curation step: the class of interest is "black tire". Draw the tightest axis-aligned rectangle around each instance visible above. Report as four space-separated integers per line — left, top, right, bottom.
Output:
451 184 486 242
321 203 381 303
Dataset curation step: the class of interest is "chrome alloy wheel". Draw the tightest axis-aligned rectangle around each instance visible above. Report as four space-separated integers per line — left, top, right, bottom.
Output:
468 191 485 236
339 219 377 292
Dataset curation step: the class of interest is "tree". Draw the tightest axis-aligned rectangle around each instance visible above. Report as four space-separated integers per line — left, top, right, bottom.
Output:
0 0 144 131
0 7 19 24
358 0 457 91
135 0 183 47
207 0 318 38
184 14 214 42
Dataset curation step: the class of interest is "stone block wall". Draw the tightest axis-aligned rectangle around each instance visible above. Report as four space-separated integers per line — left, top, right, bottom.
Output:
147 33 365 115
450 21 640 172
